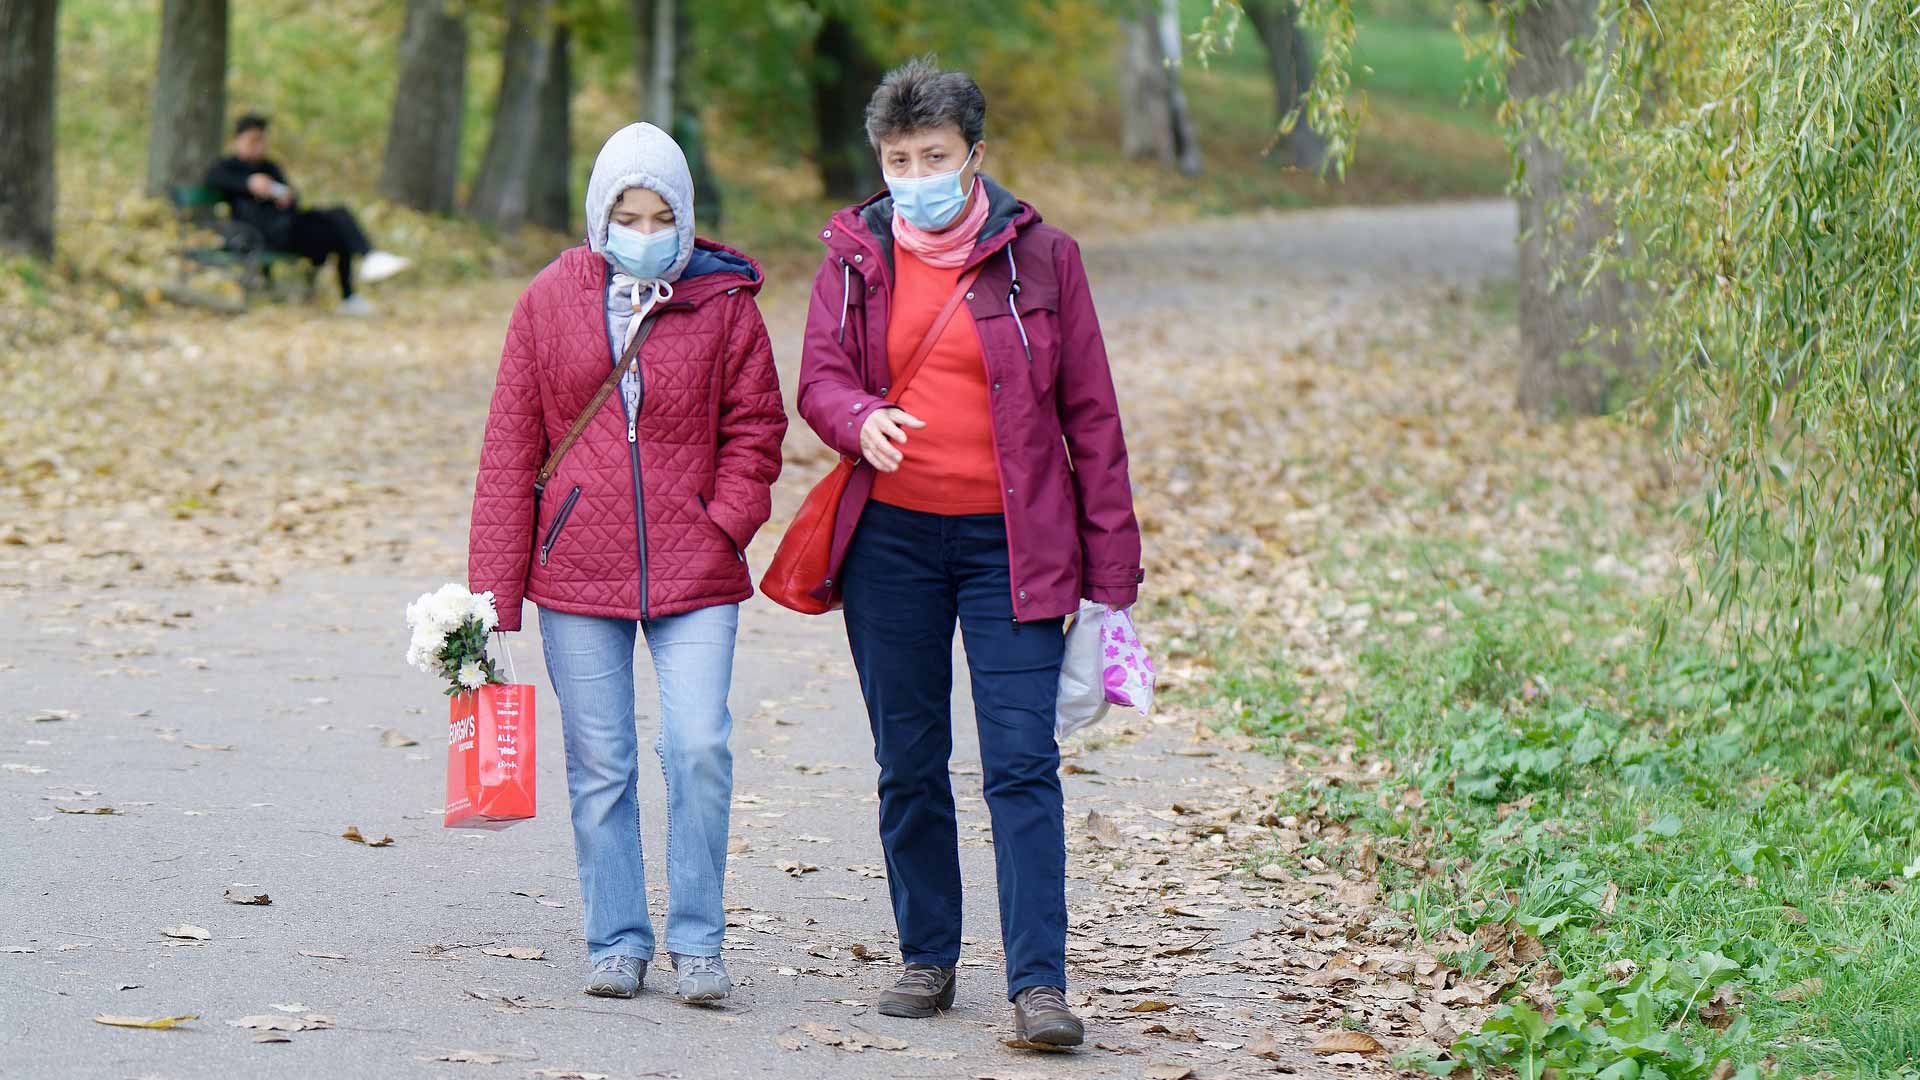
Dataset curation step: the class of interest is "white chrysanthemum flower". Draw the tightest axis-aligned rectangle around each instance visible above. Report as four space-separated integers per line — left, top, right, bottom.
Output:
472 591 499 630
457 660 487 689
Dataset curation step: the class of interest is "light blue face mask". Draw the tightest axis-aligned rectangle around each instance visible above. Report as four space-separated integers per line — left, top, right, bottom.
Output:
885 145 978 231
605 221 679 280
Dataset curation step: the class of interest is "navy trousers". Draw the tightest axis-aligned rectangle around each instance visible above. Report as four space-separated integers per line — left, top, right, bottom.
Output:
841 501 1069 999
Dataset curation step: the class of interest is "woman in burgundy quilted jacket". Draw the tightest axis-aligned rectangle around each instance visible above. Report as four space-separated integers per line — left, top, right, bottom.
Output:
796 61 1142 1046
468 123 785 1004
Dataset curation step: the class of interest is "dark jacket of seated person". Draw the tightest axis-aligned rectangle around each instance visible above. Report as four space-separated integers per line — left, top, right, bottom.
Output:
202 114 372 299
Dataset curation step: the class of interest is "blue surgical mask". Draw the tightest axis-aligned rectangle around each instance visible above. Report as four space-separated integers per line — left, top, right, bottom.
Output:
605 222 679 280
885 145 978 231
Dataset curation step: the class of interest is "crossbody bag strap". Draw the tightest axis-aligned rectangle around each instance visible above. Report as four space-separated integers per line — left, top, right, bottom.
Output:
535 314 659 493
883 266 981 407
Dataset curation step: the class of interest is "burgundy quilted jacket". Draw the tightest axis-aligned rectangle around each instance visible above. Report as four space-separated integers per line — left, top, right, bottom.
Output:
797 178 1142 621
468 240 786 631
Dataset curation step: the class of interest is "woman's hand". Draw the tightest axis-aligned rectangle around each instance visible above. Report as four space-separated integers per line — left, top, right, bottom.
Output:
859 407 924 473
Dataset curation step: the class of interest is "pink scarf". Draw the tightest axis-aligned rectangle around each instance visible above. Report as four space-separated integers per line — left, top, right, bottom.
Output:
892 177 989 269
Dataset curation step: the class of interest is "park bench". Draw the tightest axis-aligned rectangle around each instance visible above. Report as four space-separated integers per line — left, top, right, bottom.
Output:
168 184 314 309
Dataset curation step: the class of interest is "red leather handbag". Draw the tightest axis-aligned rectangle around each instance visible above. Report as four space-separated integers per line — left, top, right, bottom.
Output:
760 267 979 614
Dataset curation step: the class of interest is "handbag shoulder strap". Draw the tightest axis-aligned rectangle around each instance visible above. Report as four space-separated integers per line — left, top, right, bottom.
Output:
884 265 981 406
535 314 659 491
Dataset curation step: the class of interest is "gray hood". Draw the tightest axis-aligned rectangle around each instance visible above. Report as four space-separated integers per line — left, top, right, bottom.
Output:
584 122 695 283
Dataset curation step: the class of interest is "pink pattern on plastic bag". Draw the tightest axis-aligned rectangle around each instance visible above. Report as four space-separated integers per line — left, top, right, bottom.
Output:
1100 608 1155 713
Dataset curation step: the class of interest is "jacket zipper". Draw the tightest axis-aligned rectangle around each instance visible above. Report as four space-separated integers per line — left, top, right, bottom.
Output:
539 485 582 566
603 273 650 620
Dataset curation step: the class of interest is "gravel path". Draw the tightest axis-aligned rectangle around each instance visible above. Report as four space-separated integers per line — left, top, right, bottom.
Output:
1 200 1515 1080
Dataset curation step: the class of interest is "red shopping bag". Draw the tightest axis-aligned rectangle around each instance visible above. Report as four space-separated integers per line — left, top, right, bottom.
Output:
444 683 536 830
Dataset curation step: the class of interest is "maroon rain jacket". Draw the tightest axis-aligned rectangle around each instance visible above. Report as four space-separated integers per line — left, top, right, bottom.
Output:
797 177 1142 620
469 240 786 631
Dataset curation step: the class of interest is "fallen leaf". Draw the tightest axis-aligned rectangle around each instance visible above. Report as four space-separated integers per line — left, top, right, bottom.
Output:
160 924 210 941
224 888 271 905
297 950 348 960
55 805 120 815
184 742 235 751
94 1014 197 1029
419 1051 513 1064
799 1022 906 1052
480 946 546 960
1247 1032 1280 1059
1773 977 1822 1002
1310 1030 1384 1055
1126 999 1174 1013
2 946 36 954
253 1032 292 1043
778 860 820 877
1256 864 1288 881
1087 810 1123 847
229 1013 335 1032
379 728 418 748
1144 1065 1194 1080
29 709 76 722
531 1072 609 1080
341 825 394 847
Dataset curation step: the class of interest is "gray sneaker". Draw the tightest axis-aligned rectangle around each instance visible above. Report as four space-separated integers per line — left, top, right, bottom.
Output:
585 954 646 998
669 953 731 1003
1013 985 1084 1047
877 963 957 1018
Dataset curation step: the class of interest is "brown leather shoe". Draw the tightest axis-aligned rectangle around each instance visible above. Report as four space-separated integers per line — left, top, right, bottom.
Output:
877 963 956 1018
1013 986 1084 1046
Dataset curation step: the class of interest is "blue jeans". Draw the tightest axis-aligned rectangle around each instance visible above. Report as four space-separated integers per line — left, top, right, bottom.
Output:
537 603 738 964
841 502 1069 999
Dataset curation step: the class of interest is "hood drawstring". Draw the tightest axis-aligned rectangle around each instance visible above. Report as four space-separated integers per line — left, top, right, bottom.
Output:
614 274 674 352
1006 242 1031 364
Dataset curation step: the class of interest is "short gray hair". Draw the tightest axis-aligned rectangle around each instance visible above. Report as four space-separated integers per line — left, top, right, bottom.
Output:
863 57 986 152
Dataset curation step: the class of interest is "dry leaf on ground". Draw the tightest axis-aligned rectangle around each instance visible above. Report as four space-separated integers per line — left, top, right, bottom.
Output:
1144 1065 1195 1080
229 1013 334 1032
480 946 546 960
1774 977 1822 1002
531 1072 609 1080
160 924 210 941
297 950 348 960
223 887 271 905
55 806 120 815
341 825 394 847
800 1022 907 1052
420 1050 518 1064
1310 1030 1384 1055
1087 810 1123 847
94 1014 197 1030
379 728 418 748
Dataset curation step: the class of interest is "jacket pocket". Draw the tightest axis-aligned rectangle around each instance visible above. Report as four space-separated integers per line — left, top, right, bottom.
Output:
539 485 582 567
981 285 1062 396
697 493 745 562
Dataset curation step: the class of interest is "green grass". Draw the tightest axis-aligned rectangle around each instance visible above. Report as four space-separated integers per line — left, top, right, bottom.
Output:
1215 529 1920 1078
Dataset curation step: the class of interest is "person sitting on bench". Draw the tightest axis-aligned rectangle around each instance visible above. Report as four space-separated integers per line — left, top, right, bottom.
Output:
204 113 408 316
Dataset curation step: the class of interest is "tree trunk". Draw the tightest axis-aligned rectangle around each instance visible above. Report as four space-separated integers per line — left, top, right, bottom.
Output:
1509 0 1633 416
467 0 553 230
527 23 571 233
1119 0 1201 175
380 0 467 214
1243 0 1326 170
146 0 228 199
668 0 722 230
645 0 674 129
811 11 883 202
631 0 656 121
0 0 57 259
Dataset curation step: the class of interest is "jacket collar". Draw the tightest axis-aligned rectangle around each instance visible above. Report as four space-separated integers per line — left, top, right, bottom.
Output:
823 174 1040 277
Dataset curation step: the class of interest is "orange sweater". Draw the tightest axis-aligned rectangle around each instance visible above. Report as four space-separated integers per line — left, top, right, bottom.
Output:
871 250 1004 516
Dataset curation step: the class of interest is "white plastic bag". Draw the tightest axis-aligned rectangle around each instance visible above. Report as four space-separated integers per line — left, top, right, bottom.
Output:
1055 601 1111 740
1100 607 1156 714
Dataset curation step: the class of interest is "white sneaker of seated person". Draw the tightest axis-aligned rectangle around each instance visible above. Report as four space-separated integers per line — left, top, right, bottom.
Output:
336 294 375 317
357 251 412 285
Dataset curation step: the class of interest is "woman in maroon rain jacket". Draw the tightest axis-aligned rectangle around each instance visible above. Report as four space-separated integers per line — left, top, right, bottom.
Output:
796 59 1142 1047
